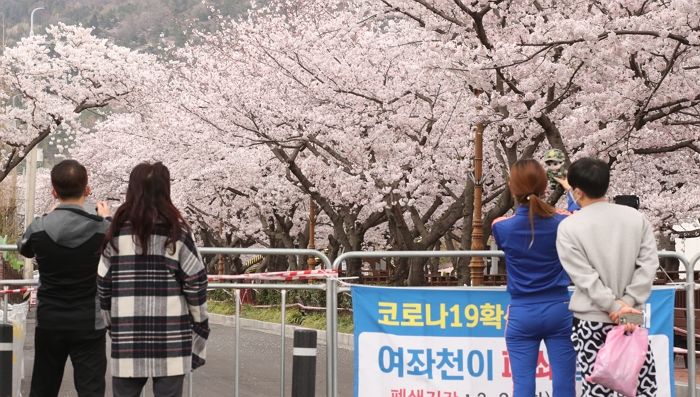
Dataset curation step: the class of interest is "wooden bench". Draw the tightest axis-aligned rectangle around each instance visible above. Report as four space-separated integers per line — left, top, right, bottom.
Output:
483 273 507 286
362 269 390 285
424 274 458 286
673 308 700 368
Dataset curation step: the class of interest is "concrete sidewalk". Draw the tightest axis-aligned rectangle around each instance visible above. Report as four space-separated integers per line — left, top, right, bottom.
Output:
207 312 354 349
674 357 700 396
20 308 354 397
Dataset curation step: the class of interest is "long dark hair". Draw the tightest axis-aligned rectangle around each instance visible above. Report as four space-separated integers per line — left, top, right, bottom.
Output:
508 159 556 246
103 162 190 254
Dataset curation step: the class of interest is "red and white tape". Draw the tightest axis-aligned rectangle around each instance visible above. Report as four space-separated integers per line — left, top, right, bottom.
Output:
208 269 337 282
0 270 336 293
0 287 34 296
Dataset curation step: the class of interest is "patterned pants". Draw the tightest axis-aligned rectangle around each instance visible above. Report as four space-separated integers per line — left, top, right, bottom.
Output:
571 319 657 396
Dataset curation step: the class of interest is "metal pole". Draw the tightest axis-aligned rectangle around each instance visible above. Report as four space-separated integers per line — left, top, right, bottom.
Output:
188 371 193 397
307 198 316 270
330 280 338 397
280 289 287 397
209 282 325 291
2 287 7 323
234 289 240 397
23 7 44 281
325 279 334 397
322 249 338 397
23 147 37 279
687 253 698 396
317 248 335 397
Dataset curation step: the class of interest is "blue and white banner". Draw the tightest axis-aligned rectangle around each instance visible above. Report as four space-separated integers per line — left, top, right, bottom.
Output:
352 286 675 397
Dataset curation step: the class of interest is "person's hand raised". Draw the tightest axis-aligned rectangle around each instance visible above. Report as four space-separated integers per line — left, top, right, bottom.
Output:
553 176 571 191
96 201 111 218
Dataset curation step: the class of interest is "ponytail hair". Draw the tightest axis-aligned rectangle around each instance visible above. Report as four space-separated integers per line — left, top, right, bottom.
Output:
508 159 557 247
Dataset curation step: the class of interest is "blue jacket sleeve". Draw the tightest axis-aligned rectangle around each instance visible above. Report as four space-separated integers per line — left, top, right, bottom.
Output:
566 191 581 212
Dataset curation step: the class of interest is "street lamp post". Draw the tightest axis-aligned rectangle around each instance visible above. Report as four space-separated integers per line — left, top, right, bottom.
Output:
1 13 5 54
23 7 44 279
468 89 486 286
307 197 316 270
30 8 44 37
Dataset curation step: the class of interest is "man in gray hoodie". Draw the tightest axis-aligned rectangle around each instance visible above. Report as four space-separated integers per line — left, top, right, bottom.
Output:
18 159 111 397
556 157 658 396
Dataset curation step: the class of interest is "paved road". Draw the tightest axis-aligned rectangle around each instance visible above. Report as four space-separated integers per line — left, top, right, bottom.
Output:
20 320 354 396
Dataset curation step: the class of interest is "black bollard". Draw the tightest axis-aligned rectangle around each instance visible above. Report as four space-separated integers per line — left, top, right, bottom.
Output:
291 329 317 397
0 323 12 397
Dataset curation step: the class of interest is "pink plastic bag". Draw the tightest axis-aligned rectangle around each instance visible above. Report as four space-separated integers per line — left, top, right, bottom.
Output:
585 325 649 397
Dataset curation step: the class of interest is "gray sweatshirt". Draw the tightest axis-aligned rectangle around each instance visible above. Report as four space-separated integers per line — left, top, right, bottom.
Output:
556 201 658 323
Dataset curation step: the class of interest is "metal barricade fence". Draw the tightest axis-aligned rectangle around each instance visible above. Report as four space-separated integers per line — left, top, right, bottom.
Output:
330 250 697 397
689 252 700 394
0 244 697 396
330 249 506 397
199 247 334 397
0 245 334 397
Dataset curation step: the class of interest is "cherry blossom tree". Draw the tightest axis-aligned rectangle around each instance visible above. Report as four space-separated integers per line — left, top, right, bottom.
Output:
375 0 700 227
161 0 497 281
66 0 699 284
0 24 158 183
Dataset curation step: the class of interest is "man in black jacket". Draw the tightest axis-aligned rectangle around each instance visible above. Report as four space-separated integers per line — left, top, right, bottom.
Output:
18 159 111 397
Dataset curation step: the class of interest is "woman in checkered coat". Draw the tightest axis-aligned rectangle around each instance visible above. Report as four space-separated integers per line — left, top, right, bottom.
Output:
97 162 209 397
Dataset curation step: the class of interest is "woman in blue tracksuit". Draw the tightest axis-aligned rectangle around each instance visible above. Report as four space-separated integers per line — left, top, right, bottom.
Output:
491 159 576 397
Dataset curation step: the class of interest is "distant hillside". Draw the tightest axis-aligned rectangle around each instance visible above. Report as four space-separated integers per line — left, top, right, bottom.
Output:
1 0 257 51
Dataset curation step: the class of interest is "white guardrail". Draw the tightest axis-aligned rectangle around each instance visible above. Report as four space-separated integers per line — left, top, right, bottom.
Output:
0 245 696 397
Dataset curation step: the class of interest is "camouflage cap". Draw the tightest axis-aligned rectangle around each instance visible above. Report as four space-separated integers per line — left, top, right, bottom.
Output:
543 148 565 162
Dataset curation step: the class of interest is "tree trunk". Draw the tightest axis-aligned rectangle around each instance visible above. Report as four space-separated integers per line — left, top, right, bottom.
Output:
230 256 244 274
658 231 679 281
327 234 341 264
407 257 428 286
456 183 475 285
293 228 309 270
344 232 364 278
456 224 473 286
264 232 290 272
263 255 288 272
421 242 440 275
390 257 409 285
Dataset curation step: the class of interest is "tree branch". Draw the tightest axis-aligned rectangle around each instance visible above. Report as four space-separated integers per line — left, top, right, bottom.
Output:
633 139 700 155
522 30 698 48
410 0 466 27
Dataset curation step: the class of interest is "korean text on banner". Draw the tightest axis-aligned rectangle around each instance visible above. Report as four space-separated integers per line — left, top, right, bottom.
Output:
351 286 675 397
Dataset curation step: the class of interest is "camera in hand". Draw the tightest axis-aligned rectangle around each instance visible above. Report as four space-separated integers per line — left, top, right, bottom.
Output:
613 195 640 210
619 312 644 325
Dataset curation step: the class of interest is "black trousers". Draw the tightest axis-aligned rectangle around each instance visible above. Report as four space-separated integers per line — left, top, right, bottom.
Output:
113 375 185 397
29 327 107 397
